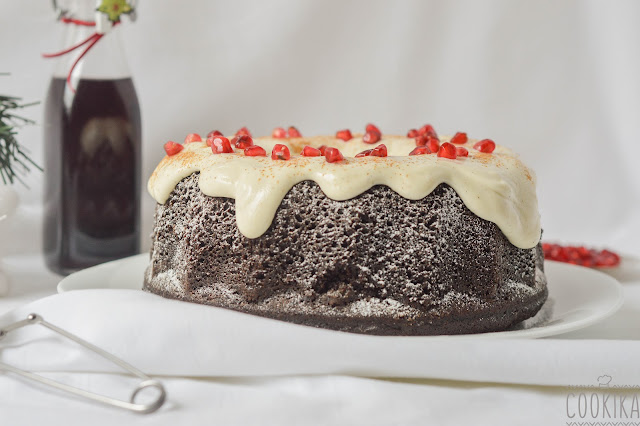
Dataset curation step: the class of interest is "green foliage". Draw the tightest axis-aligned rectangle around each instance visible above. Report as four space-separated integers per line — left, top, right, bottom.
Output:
0 95 41 186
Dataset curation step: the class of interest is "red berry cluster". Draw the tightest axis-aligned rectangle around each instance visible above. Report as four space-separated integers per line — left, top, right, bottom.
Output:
542 243 621 268
162 124 497 165
356 144 387 158
363 123 381 144
405 125 494 159
272 126 302 138
299 144 343 163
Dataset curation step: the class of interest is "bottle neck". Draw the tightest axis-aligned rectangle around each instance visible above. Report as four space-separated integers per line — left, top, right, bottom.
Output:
52 19 131 81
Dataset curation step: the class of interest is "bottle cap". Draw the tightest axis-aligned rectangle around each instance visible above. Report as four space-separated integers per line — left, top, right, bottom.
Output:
51 0 137 34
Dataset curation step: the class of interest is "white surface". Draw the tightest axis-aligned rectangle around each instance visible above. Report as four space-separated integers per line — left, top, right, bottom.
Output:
0 187 18 222
1 0 640 424
1 0 640 257
55 254 624 340
1 264 634 384
0 186 18 296
0 374 577 426
1 289 635 382
0 254 639 425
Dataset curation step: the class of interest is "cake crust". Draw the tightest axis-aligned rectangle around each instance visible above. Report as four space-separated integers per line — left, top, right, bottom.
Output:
144 174 547 335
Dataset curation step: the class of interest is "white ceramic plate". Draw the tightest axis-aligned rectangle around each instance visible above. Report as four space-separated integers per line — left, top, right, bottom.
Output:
57 254 624 339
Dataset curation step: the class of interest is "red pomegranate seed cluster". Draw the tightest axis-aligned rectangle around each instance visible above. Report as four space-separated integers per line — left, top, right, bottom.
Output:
272 126 302 138
356 144 387 158
165 123 497 164
363 123 382 144
542 243 621 268
405 124 497 158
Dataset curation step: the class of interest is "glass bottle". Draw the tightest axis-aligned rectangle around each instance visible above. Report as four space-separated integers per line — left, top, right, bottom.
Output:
43 0 141 275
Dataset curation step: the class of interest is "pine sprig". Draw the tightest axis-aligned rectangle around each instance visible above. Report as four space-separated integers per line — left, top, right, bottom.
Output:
0 95 42 186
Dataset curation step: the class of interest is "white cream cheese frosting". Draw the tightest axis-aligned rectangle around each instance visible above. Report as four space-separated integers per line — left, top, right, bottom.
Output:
148 135 541 249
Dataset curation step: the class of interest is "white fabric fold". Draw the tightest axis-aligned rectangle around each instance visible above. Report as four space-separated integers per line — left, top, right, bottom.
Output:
1 290 638 387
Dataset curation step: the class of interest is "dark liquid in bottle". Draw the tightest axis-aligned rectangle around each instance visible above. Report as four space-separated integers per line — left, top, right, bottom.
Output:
44 78 141 275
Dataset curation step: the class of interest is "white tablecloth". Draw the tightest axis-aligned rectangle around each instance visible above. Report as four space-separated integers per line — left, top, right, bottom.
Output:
1 248 639 425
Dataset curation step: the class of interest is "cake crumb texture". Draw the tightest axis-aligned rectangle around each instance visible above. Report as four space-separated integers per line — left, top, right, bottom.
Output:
144 174 547 335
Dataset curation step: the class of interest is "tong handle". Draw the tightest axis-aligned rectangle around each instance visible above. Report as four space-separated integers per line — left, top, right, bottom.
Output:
0 314 166 414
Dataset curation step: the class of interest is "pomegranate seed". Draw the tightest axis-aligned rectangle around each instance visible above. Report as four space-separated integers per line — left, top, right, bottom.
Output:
336 129 353 141
426 137 440 153
211 137 233 154
355 149 372 158
450 132 468 145
318 145 328 155
232 135 254 149
272 144 291 160
324 147 344 163
244 145 266 157
207 130 223 139
365 123 381 134
184 133 202 144
474 139 496 153
272 127 287 138
371 144 387 157
456 147 469 157
363 130 381 144
164 141 183 156
577 246 591 259
415 135 439 152
544 244 569 262
207 135 229 147
236 126 252 137
407 129 419 138
418 124 438 139
288 126 302 137
437 142 457 159
301 146 322 157
596 250 621 267
409 146 431 156
579 257 594 267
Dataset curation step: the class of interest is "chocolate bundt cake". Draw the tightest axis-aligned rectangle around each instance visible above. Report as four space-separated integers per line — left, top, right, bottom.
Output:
144 126 547 335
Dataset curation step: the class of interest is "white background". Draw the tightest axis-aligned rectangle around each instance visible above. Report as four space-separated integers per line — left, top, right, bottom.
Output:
1 0 639 255
1 2 640 424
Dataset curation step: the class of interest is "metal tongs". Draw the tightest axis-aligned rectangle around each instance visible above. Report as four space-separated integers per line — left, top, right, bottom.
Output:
0 313 166 414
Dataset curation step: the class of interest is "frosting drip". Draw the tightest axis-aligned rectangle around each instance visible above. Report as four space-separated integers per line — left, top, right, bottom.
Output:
148 135 541 249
